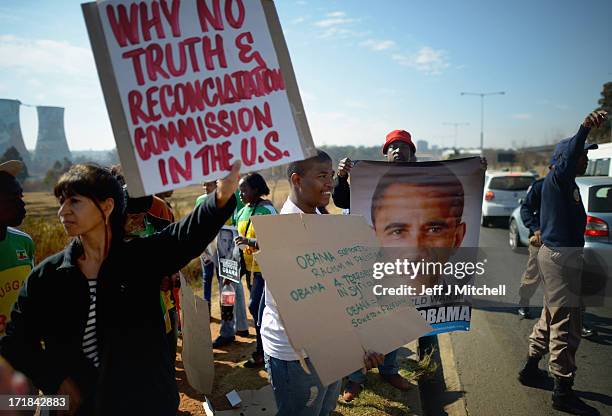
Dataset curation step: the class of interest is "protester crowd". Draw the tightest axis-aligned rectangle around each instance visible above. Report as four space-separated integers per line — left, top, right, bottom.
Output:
0 110 607 415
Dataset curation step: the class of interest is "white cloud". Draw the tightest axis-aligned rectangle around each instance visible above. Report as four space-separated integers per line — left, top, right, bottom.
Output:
361 39 396 51
315 17 356 27
314 10 358 28
312 10 366 39
0 35 95 76
291 16 307 24
318 27 354 39
392 46 450 75
511 113 532 120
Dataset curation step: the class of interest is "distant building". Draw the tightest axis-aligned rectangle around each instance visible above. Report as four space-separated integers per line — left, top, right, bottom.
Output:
33 106 72 174
0 98 73 176
0 99 32 169
416 140 429 152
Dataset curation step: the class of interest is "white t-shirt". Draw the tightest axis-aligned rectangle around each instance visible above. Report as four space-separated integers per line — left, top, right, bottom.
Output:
261 198 320 361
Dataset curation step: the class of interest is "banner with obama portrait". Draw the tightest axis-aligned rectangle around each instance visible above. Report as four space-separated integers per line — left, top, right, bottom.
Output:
350 157 485 335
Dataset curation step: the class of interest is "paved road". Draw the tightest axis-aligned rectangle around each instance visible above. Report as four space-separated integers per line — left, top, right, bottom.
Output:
446 226 612 416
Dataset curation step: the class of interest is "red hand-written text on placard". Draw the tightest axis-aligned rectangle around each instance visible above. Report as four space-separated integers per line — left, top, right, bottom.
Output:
196 0 245 32
122 35 228 85
106 0 182 47
134 102 273 161
235 32 266 68
127 68 285 126
157 130 288 185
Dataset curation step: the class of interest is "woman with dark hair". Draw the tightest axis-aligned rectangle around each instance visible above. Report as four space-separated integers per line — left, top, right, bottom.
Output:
0 162 240 415
234 172 276 368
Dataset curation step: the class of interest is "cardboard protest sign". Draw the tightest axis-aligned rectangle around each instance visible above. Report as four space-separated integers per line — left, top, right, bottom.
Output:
252 213 431 386
217 225 240 282
180 274 214 394
350 157 485 335
82 0 316 196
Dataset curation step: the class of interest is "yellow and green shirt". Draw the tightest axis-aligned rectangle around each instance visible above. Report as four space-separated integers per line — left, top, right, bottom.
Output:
0 227 35 337
195 190 244 226
236 201 276 273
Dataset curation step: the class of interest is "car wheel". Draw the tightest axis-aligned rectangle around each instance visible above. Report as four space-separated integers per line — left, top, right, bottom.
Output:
481 215 489 227
509 220 522 251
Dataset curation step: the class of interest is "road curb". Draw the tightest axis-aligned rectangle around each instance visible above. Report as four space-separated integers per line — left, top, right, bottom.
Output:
437 333 468 416
417 333 468 416
405 340 424 416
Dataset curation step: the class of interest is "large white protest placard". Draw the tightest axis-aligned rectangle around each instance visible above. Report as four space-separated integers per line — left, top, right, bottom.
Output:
350 158 485 335
83 0 315 196
252 213 431 386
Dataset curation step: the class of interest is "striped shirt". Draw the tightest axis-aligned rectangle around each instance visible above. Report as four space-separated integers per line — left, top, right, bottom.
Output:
82 279 99 368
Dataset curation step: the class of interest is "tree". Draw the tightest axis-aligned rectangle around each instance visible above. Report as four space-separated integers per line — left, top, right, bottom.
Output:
0 146 29 181
589 81 612 144
43 158 72 188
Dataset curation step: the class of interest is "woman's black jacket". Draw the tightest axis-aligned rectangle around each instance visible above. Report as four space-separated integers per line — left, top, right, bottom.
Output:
0 192 236 415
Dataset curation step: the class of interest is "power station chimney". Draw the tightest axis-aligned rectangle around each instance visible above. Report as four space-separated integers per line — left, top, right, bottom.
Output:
0 98 32 168
33 106 71 172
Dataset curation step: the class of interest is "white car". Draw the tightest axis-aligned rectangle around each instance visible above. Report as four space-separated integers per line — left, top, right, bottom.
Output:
585 142 612 177
482 171 536 227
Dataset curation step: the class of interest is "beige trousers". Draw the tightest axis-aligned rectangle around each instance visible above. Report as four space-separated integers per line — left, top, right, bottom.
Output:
528 244 583 379
519 242 541 305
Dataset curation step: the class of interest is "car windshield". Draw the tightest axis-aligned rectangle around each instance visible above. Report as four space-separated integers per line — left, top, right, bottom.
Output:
488 176 535 191
589 185 612 213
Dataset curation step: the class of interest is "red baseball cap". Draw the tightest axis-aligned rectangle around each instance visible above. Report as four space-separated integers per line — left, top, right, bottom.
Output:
382 129 416 155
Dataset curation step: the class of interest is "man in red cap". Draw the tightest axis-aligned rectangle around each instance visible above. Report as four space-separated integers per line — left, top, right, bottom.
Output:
332 129 416 209
331 130 417 401
382 129 418 163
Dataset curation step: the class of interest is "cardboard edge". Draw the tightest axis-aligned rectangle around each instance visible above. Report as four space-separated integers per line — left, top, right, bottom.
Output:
82 2 147 197
261 0 317 159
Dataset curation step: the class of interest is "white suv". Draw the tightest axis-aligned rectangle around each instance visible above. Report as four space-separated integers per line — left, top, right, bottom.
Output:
482 172 536 227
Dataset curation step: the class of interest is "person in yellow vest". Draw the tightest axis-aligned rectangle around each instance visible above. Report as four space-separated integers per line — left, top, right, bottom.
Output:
234 173 277 367
0 161 34 337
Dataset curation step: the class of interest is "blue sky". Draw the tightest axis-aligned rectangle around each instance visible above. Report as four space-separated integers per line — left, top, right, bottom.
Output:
0 0 610 151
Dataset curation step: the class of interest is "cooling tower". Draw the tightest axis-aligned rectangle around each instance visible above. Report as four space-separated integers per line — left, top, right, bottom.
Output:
0 98 32 167
33 106 71 171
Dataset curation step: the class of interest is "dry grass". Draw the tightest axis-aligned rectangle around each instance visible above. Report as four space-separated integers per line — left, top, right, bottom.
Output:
19 181 430 416
336 349 436 416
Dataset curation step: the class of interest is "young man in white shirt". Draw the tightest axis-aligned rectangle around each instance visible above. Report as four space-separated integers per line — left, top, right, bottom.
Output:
261 149 384 415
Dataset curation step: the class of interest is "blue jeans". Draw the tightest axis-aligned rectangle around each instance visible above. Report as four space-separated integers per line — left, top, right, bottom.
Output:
219 273 249 338
200 257 214 302
249 272 265 355
347 349 399 384
264 354 341 416
256 286 266 355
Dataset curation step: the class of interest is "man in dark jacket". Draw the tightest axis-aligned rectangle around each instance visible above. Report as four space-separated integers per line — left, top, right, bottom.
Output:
518 175 597 337
518 110 606 416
